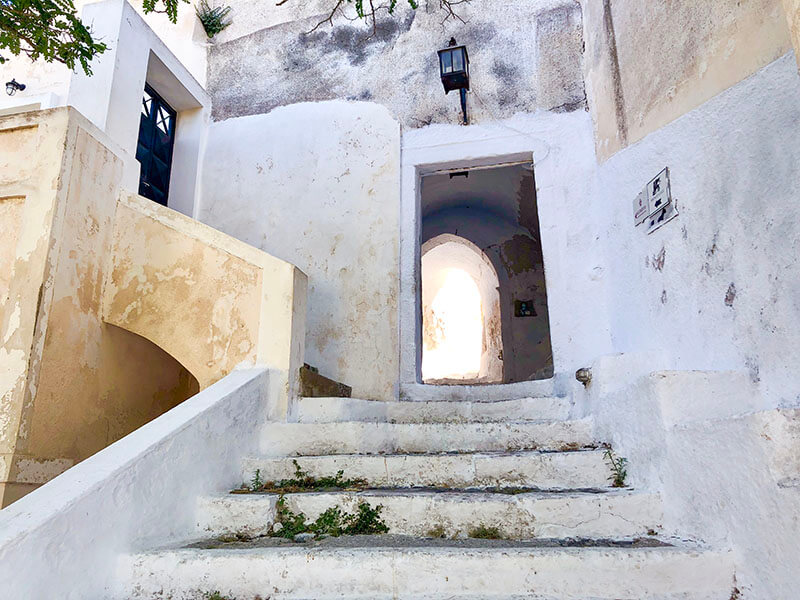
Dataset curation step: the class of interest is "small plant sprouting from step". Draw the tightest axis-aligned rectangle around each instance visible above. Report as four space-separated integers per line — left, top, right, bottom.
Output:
426 524 447 538
603 448 629 488
236 460 369 494
195 0 232 38
250 468 264 491
270 495 389 540
468 524 505 540
204 593 232 600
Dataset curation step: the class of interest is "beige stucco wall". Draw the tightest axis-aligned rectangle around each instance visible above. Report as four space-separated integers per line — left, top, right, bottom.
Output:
584 0 792 160
0 108 306 506
783 0 800 68
104 192 308 411
0 109 200 506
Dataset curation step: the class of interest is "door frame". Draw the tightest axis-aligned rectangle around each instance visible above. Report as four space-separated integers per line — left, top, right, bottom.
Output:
398 127 559 401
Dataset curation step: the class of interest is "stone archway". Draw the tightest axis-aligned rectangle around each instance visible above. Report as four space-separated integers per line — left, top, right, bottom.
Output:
421 234 503 384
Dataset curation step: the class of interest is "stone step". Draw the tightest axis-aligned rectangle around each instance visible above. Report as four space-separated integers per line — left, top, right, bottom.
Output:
260 419 595 456
241 450 611 490
121 543 734 599
197 488 662 540
292 396 573 424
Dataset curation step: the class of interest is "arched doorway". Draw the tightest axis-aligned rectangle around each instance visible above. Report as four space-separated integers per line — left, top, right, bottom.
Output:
421 234 503 384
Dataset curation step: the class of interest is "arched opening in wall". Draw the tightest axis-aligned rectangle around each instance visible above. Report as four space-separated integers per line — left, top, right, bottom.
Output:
421 235 503 384
28 323 201 465
419 161 554 385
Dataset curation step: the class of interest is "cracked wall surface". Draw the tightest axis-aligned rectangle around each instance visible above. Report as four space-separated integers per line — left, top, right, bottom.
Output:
206 0 585 127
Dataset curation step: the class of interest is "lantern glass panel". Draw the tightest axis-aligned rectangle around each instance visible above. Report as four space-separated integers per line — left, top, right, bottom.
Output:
440 50 453 74
452 49 464 72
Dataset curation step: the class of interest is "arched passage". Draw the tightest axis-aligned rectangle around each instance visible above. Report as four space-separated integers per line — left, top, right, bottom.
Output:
421 234 504 384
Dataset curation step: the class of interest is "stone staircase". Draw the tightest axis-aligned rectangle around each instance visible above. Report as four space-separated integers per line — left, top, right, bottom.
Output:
119 395 734 599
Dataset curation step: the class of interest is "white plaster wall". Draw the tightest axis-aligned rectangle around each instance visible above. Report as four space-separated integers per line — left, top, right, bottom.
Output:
595 52 800 409
205 0 586 127
199 100 401 401
0 367 268 599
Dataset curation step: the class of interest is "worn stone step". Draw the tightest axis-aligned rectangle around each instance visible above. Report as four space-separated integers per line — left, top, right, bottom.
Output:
292 396 573 424
241 450 611 490
260 419 595 456
120 543 734 599
196 488 662 540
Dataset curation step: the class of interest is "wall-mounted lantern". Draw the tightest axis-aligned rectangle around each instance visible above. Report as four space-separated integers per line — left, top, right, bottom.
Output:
438 38 470 125
5 79 26 96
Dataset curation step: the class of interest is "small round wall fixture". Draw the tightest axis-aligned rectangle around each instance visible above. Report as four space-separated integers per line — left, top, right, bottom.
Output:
438 38 470 125
5 79 26 96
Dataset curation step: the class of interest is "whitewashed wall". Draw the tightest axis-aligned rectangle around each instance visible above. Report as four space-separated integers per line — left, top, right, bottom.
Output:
596 52 800 409
199 101 401 401
0 368 268 599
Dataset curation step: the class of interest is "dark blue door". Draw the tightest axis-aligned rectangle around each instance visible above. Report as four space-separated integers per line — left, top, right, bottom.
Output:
136 84 176 207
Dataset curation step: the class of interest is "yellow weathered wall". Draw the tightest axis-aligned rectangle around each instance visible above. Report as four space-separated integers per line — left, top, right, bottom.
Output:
0 109 200 505
585 0 792 160
103 192 308 411
783 0 800 68
0 108 306 506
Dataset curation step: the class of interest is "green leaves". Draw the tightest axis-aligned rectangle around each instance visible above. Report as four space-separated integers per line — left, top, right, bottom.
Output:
271 495 389 539
0 0 107 74
141 0 189 24
0 0 186 75
195 0 231 39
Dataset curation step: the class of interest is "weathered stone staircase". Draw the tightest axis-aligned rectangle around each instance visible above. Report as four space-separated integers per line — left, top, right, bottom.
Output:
120 394 734 599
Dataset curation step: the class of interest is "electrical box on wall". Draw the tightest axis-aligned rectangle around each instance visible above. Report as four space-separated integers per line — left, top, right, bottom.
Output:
633 167 679 234
514 300 537 317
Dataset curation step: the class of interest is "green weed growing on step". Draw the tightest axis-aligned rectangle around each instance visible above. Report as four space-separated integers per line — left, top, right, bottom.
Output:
237 461 368 494
426 524 447 538
603 448 629 487
270 495 389 539
249 469 263 491
468 524 504 539
204 593 231 600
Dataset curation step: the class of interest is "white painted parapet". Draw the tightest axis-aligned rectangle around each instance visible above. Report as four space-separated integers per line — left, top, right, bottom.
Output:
587 352 800 598
0 367 269 600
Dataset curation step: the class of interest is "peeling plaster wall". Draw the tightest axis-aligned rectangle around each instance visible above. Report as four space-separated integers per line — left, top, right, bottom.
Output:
198 101 400 401
785 0 800 68
1 108 306 505
0 109 198 506
584 0 792 159
103 191 308 416
596 53 800 409
206 0 585 128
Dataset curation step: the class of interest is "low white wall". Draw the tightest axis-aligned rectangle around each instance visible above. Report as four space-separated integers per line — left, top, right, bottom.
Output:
199 101 401 401
0 367 268 599
588 353 800 598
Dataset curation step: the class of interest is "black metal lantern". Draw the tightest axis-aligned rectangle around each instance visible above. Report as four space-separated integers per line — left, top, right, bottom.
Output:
5 79 25 96
438 38 470 125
